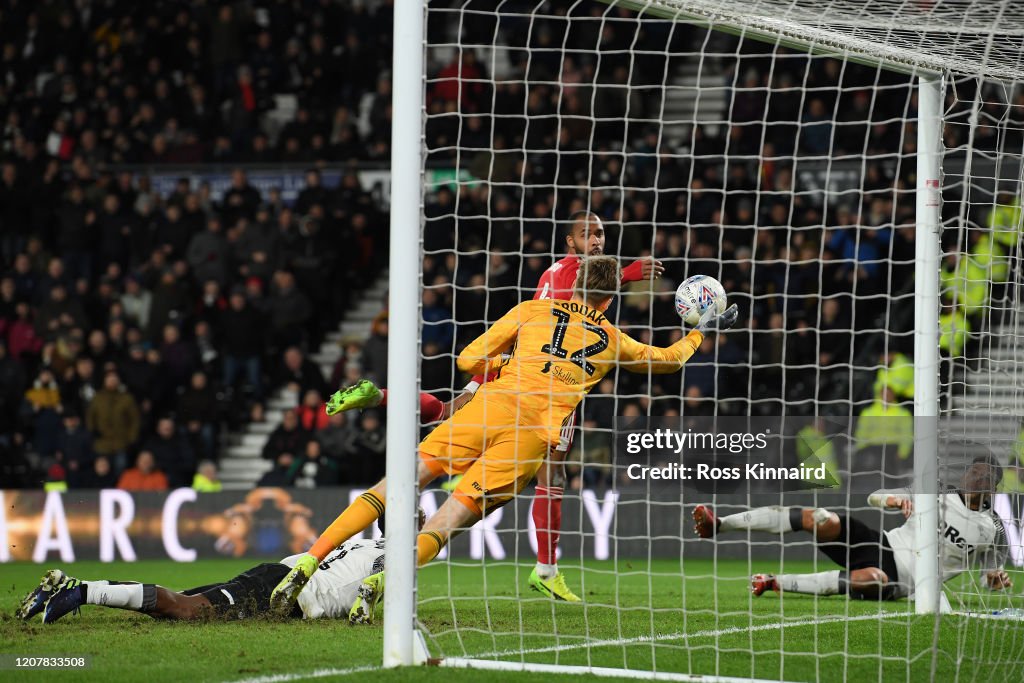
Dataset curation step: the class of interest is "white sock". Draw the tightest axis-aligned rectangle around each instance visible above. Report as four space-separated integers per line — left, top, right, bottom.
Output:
85 582 144 610
776 570 842 595
719 506 795 534
535 562 557 580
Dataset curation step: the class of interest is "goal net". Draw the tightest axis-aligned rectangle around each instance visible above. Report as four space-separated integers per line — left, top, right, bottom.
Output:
386 0 1024 679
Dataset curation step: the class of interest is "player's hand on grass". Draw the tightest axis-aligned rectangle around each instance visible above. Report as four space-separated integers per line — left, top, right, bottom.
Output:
985 569 1013 591
697 303 739 333
638 257 665 280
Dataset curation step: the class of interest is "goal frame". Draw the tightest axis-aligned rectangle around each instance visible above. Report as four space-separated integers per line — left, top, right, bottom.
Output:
383 0 949 669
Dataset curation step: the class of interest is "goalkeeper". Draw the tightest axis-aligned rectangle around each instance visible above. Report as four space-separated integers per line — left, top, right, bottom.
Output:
692 455 1012 599
323 210 663 601
272 256 738 622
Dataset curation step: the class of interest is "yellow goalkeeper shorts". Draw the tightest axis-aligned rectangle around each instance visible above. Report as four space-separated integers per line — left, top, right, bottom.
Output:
419 397 549 516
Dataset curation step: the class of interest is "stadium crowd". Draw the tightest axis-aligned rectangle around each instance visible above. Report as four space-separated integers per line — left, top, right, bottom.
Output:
1 1 1015 491
0 0 394 489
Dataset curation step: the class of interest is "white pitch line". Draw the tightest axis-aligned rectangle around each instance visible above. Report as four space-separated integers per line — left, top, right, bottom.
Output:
225 663 380 683
468 610 905 660
221 611 906 683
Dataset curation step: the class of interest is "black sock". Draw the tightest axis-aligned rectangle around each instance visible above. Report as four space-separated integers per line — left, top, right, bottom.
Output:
141 584 158 612
837 570 851 595
789 508 804 532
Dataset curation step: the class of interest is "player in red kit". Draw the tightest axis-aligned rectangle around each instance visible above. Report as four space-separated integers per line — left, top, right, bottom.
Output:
325 210 662 601
528 210 663 601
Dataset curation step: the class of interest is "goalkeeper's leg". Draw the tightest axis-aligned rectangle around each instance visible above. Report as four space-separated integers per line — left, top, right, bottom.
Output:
350 483 484 625
271 461 440 612
325 378 483 422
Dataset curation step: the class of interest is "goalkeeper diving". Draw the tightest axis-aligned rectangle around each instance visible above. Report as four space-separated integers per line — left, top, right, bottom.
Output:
272 255 739 622
693 455 1012 600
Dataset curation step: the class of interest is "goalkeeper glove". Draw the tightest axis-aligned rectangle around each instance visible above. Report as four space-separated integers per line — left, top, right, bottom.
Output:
697 303 739 333
270 553 319 613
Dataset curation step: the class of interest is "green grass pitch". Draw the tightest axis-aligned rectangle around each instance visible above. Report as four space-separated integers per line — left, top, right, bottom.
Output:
2 558 1023 682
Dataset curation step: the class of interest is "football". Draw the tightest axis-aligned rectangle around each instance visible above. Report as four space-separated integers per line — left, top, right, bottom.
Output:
674 275 727 326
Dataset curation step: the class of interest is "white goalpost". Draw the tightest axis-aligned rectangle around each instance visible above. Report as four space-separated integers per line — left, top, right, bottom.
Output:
382 0 1024 678
382 0 426 667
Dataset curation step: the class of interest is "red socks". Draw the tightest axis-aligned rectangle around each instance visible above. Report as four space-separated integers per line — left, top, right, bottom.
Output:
533 485 564 565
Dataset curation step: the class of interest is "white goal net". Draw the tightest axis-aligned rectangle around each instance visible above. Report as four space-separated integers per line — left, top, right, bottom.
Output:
384 0 1024 679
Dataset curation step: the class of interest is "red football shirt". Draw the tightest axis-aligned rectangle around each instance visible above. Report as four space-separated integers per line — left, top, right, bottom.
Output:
533 255 646 300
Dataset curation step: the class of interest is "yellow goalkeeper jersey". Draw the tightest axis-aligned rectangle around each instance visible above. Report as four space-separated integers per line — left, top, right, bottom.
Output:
457 298 704 443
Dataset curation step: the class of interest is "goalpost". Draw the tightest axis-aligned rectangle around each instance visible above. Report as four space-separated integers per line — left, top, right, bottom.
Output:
383 0 1024 677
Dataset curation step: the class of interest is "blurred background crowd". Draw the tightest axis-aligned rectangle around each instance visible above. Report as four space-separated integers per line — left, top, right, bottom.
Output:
1 1 1019 491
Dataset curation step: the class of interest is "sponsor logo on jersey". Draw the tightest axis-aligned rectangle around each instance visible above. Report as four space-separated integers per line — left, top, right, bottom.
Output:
941 520 976 553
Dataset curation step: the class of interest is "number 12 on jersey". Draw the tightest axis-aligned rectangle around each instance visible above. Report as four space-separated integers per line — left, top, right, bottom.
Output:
540 309 609 376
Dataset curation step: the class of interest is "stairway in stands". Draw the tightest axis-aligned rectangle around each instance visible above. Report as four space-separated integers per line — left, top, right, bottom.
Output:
216 271 390 490
661 56 731 147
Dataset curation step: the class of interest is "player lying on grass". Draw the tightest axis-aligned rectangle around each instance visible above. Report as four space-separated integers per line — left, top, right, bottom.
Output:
272 256 738 623
18 519 419 624
692 455 1011 599
325 211 663 602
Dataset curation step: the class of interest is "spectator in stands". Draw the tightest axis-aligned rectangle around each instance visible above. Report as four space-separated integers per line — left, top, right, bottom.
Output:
45 464 69 493
346 410 386 484
178 371 219 461
362 312 389 385
192 460 223 493
267 270 312 351
292 440 340 488
76 455 118 489
297 389 329 432
852 386 914 487
159 323 196 390
143 416 197 489
273 346 328 397
22 367 63 458
222 169 261 224
193 281 227 334
119 276 151 331
257 452 298 487
35 283 87 339
86 370 141 472
55 411 94 488
421 288 454 351
261 408 310 465
187 218 229 286
315 410 355 458
295 169 330 216
7 301 43 363
0 341 26 441
147 268 188 340
221 288 265 398
117 450 170 492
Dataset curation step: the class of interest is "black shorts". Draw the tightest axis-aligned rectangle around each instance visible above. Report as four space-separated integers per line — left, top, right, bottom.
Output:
816 514 900 584
191 563 303 619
